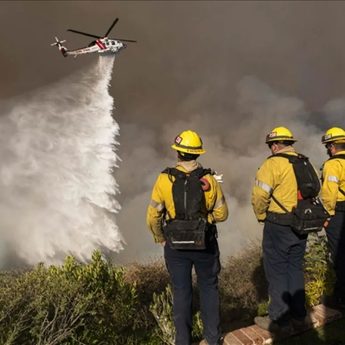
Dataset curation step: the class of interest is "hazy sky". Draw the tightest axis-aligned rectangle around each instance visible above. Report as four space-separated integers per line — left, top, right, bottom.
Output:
2 2 345 114
2 2 345 262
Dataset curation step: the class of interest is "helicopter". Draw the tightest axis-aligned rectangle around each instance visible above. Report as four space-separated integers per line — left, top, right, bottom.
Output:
51 18 136 58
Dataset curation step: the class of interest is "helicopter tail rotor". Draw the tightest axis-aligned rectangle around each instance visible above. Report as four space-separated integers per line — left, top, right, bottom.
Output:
51 37 66 47
51 37 68 57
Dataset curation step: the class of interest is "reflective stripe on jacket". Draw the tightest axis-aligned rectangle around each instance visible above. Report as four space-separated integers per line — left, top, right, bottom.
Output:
146 162 228 243
321 151 345 215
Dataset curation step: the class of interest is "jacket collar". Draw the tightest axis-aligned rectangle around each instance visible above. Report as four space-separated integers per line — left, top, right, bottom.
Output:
274 146 296 154
175 160 202 172
333 150 345 156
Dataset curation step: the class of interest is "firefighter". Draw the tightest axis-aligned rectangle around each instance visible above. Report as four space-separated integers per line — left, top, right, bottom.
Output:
146 130 228 345
251 126 318 333
321 127 345 309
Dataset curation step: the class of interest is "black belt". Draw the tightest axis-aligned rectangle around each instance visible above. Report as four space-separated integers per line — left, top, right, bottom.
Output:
266 211 293 226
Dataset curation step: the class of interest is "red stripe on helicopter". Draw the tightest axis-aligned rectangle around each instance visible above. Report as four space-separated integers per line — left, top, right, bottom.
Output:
96 40 106 50
95 41 104 50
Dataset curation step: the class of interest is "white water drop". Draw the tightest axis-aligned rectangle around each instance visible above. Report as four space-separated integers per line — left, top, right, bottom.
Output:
0 56 124 267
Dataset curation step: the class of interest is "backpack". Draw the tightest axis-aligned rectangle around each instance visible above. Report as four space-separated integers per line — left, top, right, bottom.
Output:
267 153 330 235
161 167 212 250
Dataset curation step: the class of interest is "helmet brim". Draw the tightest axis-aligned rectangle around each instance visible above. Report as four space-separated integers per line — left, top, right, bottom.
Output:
265 137 297 144
171 144 206 154
322 134 345 144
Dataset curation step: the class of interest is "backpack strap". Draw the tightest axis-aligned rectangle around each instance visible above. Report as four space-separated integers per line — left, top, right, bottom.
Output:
271 195 289 213
339 189 345 197
190 167 212 179
267 152 308 162
160 168 185 220
161 167 186 178
161 167 187 185
161 167 212 179
328 154 345 161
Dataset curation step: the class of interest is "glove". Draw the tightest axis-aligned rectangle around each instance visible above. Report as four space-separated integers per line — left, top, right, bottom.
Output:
258 218 266 226
212 171 224 184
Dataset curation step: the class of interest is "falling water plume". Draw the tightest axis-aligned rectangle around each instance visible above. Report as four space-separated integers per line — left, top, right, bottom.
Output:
0 55 124 268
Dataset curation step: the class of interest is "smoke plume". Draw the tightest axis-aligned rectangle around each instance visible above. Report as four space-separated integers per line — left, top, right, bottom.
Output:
114 75 345 263
0 56 123 268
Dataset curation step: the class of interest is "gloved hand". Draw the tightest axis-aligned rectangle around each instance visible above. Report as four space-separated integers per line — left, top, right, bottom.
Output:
258 217 266 226
212 171 224 184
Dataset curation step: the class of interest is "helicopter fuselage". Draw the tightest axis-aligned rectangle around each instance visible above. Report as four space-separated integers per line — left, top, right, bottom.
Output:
51 18 135 59
68 38 126 56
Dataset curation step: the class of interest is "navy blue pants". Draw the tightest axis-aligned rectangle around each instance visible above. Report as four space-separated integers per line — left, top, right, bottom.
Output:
263 221 308 326
325 211 345 300
164 239 221 345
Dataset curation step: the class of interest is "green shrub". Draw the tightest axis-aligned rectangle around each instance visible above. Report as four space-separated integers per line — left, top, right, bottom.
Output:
0 251 138 345
257 299 270 317
304 233 336 307
149 284 203 344
0 235 338 344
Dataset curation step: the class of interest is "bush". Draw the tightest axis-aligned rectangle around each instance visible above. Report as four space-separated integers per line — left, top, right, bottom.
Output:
0 235 337 344
0 251 138 345
149 284 203 344
304 232 336 307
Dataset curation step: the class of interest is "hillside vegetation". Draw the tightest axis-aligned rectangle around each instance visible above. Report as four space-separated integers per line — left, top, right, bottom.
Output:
0 233 334 344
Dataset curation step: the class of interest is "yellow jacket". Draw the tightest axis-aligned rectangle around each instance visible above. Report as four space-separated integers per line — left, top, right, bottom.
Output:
146 161 228 243
251 146 319 222
321 151 345 215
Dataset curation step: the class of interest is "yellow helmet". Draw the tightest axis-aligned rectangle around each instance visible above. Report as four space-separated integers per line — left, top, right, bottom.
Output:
265 126 297 144
321 127 345 144
171 130 206 154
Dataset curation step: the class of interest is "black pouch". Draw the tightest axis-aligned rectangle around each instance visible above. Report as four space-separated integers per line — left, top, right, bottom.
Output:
164 218 208 250
290 199 329 235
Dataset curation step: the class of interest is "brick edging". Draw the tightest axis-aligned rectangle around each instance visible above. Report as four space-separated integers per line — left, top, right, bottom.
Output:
194 303 344 345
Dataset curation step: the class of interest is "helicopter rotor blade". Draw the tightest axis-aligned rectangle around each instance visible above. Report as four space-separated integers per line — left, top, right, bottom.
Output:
67 29 100 39
104 18 119 37
110 38 137 43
